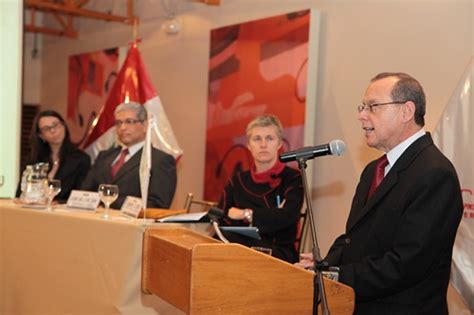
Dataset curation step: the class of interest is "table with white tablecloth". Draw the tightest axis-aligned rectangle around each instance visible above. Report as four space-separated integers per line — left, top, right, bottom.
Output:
0 199 209 315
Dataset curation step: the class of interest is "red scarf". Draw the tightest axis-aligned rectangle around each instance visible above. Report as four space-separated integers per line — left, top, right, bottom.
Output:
250 160 285 188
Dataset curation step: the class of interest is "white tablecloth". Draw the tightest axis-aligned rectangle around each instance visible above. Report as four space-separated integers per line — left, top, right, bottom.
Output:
0 199 209 315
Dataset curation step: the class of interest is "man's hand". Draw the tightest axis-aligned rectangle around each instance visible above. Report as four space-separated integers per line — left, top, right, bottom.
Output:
294 252 314 269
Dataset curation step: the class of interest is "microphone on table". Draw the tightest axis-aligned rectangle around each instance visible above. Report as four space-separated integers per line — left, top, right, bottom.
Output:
207 207 225 221
207 207 229 243
279 139 346 163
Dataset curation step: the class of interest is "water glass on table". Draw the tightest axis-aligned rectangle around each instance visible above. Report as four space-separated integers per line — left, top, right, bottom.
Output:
98 184 119 220
44 179 61 211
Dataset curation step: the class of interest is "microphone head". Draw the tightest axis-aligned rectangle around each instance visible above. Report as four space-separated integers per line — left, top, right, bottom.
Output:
207 207 225 220
329 139 346 156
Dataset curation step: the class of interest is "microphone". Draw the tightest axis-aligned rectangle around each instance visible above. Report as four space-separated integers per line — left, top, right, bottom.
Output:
279 139 346 163
207 207 229 243
207 207 225 221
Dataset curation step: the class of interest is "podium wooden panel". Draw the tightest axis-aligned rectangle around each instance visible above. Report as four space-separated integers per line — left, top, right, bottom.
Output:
142 228 354 315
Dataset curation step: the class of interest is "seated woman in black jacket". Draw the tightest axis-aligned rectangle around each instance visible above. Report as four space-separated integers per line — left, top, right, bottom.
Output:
17 110 91 202
218 114 304 263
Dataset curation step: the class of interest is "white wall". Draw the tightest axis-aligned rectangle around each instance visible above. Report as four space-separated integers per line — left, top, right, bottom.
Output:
29 0 473 255
0 0 22 197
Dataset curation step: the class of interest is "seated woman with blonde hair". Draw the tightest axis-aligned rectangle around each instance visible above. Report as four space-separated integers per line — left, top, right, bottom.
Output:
218 114 304 263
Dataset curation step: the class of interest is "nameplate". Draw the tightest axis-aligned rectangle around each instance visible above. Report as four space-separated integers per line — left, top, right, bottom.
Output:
121 196 143 218
67 190 101 210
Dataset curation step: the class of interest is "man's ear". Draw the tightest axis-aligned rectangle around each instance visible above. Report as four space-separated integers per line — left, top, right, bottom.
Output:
142 119 149 130
402 101 416 123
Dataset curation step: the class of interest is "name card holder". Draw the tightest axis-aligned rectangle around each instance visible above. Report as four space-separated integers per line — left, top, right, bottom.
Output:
121 196 143 219
67 190 101 210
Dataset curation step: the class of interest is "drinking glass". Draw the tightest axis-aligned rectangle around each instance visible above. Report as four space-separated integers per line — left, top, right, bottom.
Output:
98 184 119 220
44 179 61 211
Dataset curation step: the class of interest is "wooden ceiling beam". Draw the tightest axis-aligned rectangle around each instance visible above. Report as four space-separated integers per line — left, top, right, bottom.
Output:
29 7 36 25
75 0 90 7
24 0 138 38
25 0 137 24
52 11 68 30
24 0 220 39
25 24 78 38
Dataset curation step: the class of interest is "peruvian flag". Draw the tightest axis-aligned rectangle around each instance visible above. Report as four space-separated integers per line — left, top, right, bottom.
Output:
81 42 183 160
433 57 473 312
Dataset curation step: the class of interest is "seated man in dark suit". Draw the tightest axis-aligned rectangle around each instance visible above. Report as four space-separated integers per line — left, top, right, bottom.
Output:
81 102 177 209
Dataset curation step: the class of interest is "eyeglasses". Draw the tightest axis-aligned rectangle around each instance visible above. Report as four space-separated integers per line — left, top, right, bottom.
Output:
114 119 144 127
357 101 406 113
39 121 63 133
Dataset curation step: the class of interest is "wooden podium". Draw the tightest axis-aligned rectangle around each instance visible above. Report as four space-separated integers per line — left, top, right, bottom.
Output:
142 228 354 315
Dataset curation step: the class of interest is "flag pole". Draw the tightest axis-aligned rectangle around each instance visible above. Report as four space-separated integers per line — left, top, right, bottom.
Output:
139 112 154 222
133 18 139 42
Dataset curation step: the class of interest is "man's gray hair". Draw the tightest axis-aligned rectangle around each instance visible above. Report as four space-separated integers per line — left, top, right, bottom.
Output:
114 102 148 121
371 72 426 126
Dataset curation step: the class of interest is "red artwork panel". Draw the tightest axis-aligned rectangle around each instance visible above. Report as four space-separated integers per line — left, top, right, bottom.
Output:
205 10 310 201
67 48 119 146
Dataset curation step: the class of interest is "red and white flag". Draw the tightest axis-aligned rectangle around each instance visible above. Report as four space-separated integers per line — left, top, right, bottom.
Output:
82 42 183 209
433 57 473 312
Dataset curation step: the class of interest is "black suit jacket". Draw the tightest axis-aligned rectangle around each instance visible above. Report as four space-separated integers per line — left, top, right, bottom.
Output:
16 150 91 202
218 166 304 263
81 146 177 209
325 133 463 315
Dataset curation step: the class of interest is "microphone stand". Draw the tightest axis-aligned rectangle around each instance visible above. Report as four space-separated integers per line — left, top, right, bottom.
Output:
207 210 230 243
297 157 330 315
211 220 229 243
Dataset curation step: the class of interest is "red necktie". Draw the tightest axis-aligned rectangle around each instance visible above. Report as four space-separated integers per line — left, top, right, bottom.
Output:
111 148 129 178
367 155 388 200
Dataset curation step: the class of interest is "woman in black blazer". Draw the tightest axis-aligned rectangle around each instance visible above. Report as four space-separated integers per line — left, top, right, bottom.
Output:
17 110 90 202
217 115 304 263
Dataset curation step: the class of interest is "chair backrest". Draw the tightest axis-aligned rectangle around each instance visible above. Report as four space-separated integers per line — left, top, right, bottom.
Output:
184 193 218 213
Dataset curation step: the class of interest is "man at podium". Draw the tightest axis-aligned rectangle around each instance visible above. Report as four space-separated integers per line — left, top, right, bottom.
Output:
218 115 304 263
299 73 463 315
